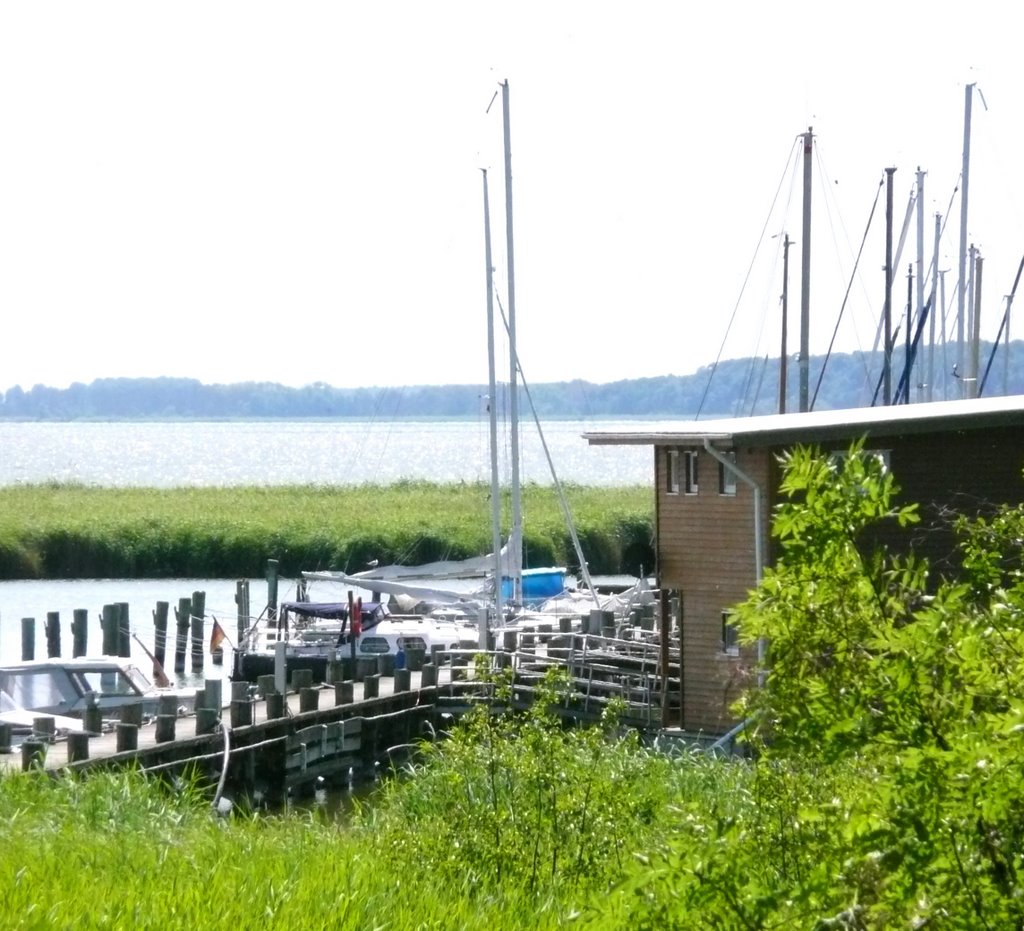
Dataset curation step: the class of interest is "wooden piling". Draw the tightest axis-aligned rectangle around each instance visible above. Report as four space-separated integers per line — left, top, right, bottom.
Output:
0 722 12 753
21 617 35 661
291 668 314 693
153 601 169 670
67 732 90 763
234 579 250 648
45 611 61 658
405 648 425 672
363 674 380 699
190 590 206 672
299 687 319 713
195 708 218 735
205 678 224 712
230 699 253 727
394 668 411 693
72 608 89 658
120 704 143 728
421 663 437 687
33 716 56 743
83 704 103 736
265 692 285 719
174 598 191 673
21 738 46 771
116 723 138 753
117 602 131 657
101 604 119 655
355 658 376 682
257 675 276 698
377 654 395 677
334 681 354 705
155 715 176 743
158 694 179 717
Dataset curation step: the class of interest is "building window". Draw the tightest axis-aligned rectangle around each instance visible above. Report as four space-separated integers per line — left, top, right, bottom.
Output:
722 611 739 656
718 451 737 496
683 450 698 494
666 449 679 494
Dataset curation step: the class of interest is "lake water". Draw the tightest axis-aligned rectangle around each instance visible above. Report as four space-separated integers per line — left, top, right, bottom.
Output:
0 418 664 668
0 418 666 487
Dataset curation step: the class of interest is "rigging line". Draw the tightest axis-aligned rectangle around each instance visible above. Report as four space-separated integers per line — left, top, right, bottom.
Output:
696 134 802 419
810 175 885 410
979 252 1024 396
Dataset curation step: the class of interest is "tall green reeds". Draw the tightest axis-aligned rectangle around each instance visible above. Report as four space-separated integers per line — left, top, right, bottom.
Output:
0 482 653 579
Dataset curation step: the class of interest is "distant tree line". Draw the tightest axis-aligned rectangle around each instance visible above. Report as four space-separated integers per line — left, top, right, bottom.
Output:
3 342 1022 420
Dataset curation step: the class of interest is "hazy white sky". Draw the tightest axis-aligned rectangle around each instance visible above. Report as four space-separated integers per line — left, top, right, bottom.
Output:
1 2 1021 392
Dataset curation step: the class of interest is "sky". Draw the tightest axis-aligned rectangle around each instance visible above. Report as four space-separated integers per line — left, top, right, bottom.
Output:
1 2 1022 393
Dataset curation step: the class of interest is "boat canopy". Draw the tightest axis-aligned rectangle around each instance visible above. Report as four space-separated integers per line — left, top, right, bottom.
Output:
278 601 384 620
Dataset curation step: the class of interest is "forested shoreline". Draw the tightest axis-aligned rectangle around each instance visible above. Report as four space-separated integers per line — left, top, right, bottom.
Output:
5 342 1023 420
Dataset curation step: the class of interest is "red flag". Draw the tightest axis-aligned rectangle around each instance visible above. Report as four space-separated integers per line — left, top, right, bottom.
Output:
209 618 227 653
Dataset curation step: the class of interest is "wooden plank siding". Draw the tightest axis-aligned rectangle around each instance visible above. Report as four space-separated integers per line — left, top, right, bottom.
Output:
656 445 772 734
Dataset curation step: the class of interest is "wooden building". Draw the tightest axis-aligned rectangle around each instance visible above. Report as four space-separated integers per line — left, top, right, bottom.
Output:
585 395 1024 736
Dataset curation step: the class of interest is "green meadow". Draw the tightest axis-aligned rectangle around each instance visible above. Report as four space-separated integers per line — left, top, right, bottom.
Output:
0 482 654 580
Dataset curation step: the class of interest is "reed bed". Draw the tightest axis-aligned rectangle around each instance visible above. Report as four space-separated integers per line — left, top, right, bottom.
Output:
0 481 653 580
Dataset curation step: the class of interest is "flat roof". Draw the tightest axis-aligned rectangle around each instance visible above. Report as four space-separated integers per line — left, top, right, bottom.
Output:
583 395 1024 448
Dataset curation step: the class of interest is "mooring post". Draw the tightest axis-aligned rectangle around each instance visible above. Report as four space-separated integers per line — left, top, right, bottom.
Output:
363 674 380 699
155 715 176 743
257 675 276 699
67 732 90 764
21 617 35 661
33 716 56 743
72 608 89 657
45 612 61 658
158 694 179 717
234 579 250 647
190 590 206 672
21 738 46 771
116 723 138 753
265 692 285 719
394 668 411 693
83 699 103 736
120 703 143 728
334 681 354 705
174 598 191 674
421 663 437 688
229 699 253 727
117 602 131 657
153 601 169 671
0 722 12 753
274 641 287 695
98 602 116 655
299 687 319 713
291 668 313 693
205 677 224 713
195 708 218 735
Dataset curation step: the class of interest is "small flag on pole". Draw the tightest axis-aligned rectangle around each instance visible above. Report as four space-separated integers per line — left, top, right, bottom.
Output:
210 618 228 653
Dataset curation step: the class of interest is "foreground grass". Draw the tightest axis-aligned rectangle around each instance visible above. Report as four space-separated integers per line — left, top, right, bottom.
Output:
0 481 653 580
0 674 714 930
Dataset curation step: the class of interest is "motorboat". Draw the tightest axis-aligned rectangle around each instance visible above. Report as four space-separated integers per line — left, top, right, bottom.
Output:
0 657 198 720
232 599 480 683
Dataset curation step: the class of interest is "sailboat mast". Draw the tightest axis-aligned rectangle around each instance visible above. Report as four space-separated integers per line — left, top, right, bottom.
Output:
779 233 790 414
799 128 812 412
501 79 523 606
481 169 504 622
956 83 974 398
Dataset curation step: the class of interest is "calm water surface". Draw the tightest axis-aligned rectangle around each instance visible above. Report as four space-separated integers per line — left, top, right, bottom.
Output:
0 419 668 487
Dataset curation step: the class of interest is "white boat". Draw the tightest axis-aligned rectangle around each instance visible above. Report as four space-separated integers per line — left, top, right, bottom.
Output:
0 657 197 720
232 598 479 682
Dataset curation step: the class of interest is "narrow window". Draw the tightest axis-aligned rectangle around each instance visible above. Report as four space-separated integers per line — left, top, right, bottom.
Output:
722 611 739 656
683 450 698 494
666 449 679 494
718 451 737 496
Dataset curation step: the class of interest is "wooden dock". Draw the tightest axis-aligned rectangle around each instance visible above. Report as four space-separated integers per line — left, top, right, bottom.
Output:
1 632 681 804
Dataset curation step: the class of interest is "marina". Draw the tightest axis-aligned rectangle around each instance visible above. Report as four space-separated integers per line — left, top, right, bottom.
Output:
1 626 681 806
